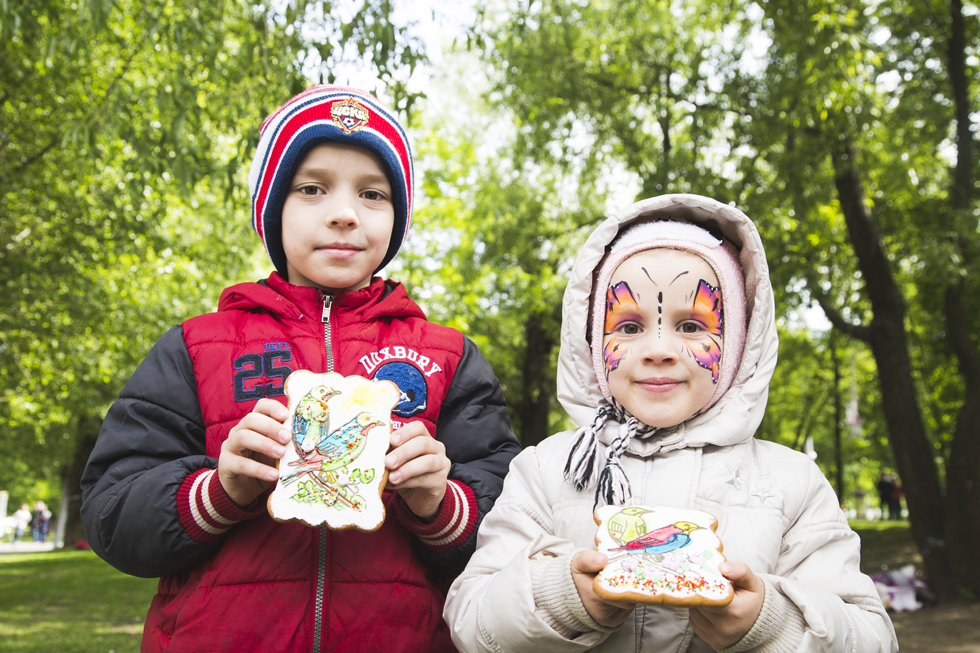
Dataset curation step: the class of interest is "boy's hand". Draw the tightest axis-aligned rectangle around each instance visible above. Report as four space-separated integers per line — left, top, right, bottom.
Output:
571 550 635 628
385 422 450 521
689 562 765 649
218 398 290 508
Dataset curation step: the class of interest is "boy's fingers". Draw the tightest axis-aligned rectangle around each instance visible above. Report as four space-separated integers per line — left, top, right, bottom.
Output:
386 452 450 485
230 429 287 460
233 413 291 445
389 421 430 446
385 434 446 469
254 398 289 421
220 451 279 483
389 470 446 490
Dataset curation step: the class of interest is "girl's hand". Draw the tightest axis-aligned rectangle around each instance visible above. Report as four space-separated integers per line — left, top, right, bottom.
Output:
689 561 765 649
571 550 635 628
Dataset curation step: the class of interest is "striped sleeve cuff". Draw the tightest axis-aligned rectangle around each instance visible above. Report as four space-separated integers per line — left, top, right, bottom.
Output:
393 480 478 552
176 469 268 543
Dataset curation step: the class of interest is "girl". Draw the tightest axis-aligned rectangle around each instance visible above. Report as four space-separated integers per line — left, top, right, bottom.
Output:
444 195 897 652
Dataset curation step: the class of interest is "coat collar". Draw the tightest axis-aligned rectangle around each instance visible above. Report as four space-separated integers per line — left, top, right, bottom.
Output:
217 273 426 324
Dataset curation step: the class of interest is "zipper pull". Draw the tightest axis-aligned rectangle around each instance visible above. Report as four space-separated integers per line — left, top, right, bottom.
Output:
321 293 333 323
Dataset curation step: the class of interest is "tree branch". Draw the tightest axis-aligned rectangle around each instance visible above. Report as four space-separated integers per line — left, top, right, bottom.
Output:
813 295 872 343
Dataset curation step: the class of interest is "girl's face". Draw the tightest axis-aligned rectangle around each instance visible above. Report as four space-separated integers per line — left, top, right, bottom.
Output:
602 248 723 428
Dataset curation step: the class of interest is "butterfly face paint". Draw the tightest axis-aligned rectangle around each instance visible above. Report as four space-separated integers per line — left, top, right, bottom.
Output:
685 279 724 383
603 281 641 379
601 248 724 429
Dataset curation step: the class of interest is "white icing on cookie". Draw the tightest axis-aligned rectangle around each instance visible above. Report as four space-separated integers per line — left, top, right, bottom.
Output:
593 505 734 606
268 371 400 532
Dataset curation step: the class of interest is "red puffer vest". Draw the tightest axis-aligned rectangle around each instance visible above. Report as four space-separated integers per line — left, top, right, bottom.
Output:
143 274 462 653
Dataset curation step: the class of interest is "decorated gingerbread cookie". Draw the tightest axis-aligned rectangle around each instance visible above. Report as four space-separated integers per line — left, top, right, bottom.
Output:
268 370 401 532
593 505 734 606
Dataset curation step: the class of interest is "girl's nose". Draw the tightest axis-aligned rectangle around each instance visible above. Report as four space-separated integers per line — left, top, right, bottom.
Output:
638 330 678 364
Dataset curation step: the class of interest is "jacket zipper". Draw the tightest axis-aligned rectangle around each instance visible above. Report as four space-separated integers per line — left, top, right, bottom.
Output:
313 292 334 652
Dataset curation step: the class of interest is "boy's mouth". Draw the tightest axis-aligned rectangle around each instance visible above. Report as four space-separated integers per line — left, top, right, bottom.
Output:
318 243 363 257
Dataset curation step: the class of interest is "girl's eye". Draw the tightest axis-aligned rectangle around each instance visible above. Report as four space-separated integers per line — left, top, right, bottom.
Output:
679 322 702 334
621 323 641 335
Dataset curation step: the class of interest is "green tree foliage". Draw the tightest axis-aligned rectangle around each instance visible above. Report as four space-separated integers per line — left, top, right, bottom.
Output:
762 328 891 507
399 104 607 444
471 0 747 199
0 0 423 537
470 0 979 597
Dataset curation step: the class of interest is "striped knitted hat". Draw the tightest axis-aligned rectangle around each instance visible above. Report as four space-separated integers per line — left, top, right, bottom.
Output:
248 85 414 278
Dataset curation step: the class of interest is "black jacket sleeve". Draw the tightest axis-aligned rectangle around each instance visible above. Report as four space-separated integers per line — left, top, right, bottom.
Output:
421 337 523 575
80 326 221 578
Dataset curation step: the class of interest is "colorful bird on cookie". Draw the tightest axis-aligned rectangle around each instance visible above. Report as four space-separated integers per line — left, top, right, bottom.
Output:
298 412 383 472
292 385 342 460
610 521 701 556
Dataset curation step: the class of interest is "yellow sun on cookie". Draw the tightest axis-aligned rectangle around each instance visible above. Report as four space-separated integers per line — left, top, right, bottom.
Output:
338 382 399 418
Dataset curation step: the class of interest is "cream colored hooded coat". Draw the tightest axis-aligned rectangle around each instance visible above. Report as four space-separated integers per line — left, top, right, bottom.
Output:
444 195 898 653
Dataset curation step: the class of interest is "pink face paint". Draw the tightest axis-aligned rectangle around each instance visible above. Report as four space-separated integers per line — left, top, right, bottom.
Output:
603 281 641 378
683 279 723 383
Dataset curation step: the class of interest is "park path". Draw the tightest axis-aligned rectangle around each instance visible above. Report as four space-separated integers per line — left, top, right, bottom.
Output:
0 541 56 554
891 602 980 652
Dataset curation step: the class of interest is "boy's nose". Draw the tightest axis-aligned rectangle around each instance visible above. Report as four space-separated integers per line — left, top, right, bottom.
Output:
325 200 359 228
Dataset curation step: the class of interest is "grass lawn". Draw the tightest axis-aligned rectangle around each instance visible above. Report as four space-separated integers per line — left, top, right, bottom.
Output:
0 550 157 653
0 520 952 652
850 519 922 577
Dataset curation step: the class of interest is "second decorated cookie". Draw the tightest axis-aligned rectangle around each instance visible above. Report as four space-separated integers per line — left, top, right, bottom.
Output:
593 505 735 606
267 370 400 532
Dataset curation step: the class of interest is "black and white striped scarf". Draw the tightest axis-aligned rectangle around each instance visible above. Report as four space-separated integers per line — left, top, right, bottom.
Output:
563 402 656 509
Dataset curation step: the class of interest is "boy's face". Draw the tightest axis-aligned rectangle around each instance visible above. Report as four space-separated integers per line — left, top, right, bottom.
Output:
281 142 394 292
602 248 723 428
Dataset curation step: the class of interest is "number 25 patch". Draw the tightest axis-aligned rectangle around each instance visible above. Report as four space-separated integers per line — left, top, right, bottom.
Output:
233 343 294 402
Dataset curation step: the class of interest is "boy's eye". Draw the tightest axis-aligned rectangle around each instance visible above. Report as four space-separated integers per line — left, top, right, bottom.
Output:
361 189 387 201
297 185 321 196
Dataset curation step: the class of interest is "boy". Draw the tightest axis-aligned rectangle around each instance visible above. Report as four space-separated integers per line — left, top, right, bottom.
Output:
81 85 521 652
444 195 897 652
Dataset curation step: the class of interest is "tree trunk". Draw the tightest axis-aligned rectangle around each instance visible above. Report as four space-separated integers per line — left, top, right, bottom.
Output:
61 418 101 548
517 312 554 447
940 0 980 600
830 140 954 598
943 283 980 598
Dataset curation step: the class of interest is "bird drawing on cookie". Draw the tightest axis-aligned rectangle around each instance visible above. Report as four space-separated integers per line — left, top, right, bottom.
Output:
294 412 383 471
292 385 342 461
610 521 701 556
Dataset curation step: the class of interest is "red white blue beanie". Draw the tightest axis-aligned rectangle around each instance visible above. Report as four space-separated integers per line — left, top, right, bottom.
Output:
248 85 414 278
